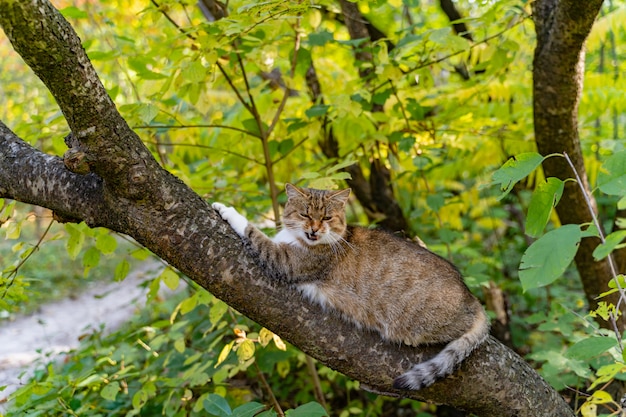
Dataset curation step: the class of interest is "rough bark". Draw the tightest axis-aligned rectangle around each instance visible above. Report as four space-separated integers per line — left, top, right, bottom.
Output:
532 0 623 327
0 1 575 415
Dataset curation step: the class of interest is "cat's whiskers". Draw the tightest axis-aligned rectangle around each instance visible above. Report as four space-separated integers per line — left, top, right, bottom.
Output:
324 232 353 258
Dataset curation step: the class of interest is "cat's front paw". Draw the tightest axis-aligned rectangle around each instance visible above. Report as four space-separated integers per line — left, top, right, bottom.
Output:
212 202 249 237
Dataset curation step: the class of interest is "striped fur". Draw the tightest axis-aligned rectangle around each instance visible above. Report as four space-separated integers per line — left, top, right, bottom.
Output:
213 184 489 390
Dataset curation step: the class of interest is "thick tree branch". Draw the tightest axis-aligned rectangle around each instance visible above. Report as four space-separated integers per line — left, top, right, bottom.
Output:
0 1 575 415
0 121 103 224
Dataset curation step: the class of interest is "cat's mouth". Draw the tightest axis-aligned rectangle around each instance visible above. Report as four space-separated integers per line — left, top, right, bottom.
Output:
305 232 319 241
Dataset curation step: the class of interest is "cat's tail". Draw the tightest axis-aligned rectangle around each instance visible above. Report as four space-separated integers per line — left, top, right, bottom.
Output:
393 311 490 391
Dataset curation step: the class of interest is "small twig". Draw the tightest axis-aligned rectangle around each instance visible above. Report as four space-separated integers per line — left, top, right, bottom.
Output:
151 0 197 41
143 140 262 165
254 362 284 417
305 356 328 410
133 123 262 139
216 62 255 115
2 218 54 298
389 80 410 131
237 54 264 134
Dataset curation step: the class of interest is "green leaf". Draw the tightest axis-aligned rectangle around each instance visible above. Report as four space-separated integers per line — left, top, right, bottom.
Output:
565 336 617 360
491 152 544 199
114 259 130 282
100 382 120 401
232 402 266 417
132 389 148 410
241 118 267 136
209 300 229 328
278 139 294 155
174 338 186 353
307 30 334 47
137 103 159 124
593 230 626 261
326 159 356 174
160 268 180 291
66 223 85 260
95 232 118 255
525 178 564 237
83 246 101 276
204 393 232 417
5 221 21 239
182 61 207 84
305 104 329 118
518 224 581 291
285 402 329 417
60 6 88 18
180 294 198 315
598 150 626 195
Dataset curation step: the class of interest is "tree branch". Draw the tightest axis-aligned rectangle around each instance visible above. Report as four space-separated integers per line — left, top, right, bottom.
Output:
0 121 104 224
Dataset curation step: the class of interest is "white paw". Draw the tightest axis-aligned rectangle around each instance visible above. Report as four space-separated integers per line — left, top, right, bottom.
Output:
212 202 249 237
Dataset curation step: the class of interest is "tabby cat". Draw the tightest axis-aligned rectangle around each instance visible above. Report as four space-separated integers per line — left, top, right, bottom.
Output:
212 183 489 390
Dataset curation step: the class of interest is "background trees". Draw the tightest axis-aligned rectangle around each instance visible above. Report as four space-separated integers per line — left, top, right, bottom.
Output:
1 0 626 416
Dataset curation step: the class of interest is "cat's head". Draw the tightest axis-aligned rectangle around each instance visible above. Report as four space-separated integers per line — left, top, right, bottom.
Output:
282 183 351 246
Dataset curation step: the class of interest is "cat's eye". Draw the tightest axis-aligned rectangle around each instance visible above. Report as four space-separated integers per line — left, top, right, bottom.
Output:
300 213 311 219
322 216 332 221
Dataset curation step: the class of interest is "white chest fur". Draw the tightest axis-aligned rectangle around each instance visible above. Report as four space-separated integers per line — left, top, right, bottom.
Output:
297 283 330 308
272 228 302 246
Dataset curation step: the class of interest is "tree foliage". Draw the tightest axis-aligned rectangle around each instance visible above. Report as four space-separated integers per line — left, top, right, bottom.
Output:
1 0 626 416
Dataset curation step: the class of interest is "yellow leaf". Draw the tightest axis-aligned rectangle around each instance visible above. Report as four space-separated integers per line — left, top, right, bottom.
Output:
259 328 273 347
273 334 287 351
588 390 613 404
276 360 290 378
215 341 234 367
236 340 255 363
580 402 597 417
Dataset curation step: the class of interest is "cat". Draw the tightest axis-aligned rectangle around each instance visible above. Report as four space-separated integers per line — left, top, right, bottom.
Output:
212 183 489 390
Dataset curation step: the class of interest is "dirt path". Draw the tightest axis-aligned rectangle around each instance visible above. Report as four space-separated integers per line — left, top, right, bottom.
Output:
0 263 165 407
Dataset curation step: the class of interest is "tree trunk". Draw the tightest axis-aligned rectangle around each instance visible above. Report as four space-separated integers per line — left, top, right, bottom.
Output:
532 0 623 327
0 1 575 415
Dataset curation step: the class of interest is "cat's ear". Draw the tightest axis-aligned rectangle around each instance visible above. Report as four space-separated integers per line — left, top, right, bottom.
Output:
285 183 306 199
329 188 351 206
